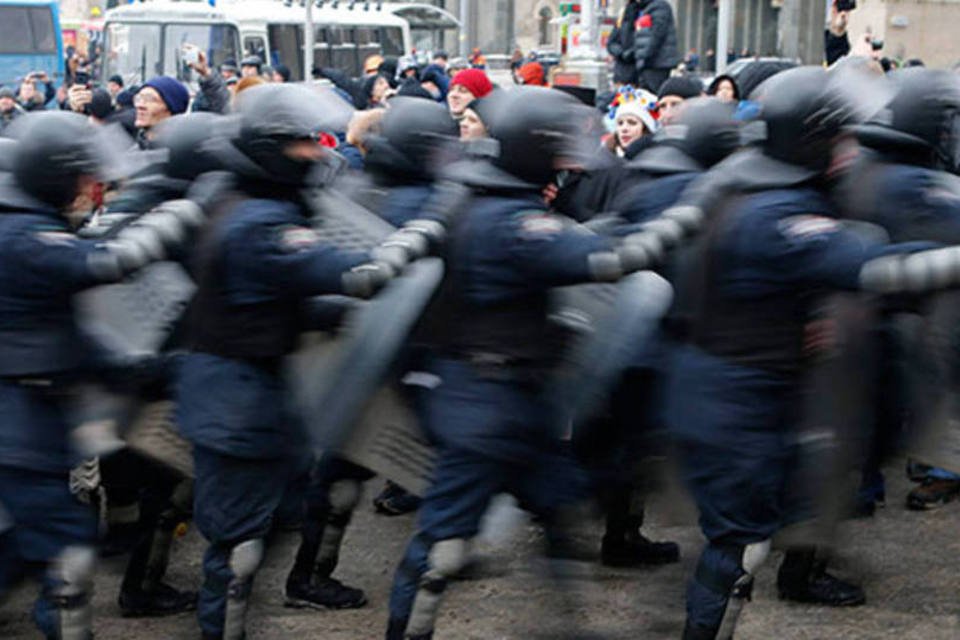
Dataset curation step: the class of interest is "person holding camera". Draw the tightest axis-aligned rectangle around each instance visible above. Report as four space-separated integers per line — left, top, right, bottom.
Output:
17 72 55 111
826 1 856 65
182 45 230 115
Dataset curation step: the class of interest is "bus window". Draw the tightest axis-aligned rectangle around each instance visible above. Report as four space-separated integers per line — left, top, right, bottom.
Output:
267 23 302 81
0 6 53 54
104 22 162 85
380 27 403 57
355 26 380 65
244 35 266 65
328 26 358 77
164 23 239 81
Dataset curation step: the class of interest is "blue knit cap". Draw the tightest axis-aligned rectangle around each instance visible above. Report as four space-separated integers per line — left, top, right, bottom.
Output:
141 76 190 115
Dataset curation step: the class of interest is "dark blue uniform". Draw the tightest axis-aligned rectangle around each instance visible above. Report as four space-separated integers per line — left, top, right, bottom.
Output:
378 184 434 228
667 187 928 632
175 196 368 638
386 193 613 639
0 208 119 637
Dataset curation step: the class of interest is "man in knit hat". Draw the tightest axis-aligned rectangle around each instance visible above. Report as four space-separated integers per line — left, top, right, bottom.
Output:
134 77 190 148
0 87 22 135
656 75 704 124
447 68 493 118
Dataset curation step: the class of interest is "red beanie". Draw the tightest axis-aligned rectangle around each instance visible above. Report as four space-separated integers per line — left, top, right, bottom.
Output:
450 68 493 99
517 62 546 87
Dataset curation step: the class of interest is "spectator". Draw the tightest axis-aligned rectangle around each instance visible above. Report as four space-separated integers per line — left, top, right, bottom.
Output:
240 56 262 78
0 87 23 135
469 47 487 69
516 61 547 87
108 88 137 136
447 68 493 118
16 75 54 112
362 73 392 109
133 76 190 147
397 56 419 80
825 3 851 66
656 75 703 124
107 74 124 99
608 0 642 86
220 61 239 81
684 48 700 72
186 49 231 115
272 64 291 83
459 96 498 141
419 64 450 102
707 74 740 103
633 0 681 93
432 51 449 72
604 87 659 157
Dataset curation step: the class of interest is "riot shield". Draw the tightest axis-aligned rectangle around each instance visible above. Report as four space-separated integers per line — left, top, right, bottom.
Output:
547 271 674 434
905 290 960 475
776 292 882 549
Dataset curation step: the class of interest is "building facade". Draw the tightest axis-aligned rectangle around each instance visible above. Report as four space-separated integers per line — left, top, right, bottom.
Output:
847 0 960 68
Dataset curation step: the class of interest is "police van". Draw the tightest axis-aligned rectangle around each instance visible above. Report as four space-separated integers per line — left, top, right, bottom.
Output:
101 0 459 87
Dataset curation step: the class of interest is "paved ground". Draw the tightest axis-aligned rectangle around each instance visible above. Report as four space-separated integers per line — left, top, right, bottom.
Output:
2 458 959 639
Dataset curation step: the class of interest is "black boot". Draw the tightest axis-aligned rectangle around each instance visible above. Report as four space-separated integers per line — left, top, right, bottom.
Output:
373 481 422 516
119 582 198 617
601 532 680 567
777 548 865 606
682 620 719 640
118 501 197 617
284 571 367 610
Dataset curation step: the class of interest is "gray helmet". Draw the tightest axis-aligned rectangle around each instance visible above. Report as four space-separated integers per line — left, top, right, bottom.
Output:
857 68 960 174
631 98 741 174
152 112 225 181
364 97 459 182
231 84 330 186
7 112 99 209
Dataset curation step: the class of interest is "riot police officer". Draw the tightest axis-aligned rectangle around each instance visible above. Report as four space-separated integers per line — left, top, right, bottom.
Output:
384 87 676 640
86 112 227 618
173 84 428 640
0 111 207 640
282 98 462 612
579 98 743 569
842 69 960 511
666 67 936 640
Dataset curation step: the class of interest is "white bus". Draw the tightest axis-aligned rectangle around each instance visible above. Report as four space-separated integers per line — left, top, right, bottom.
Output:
101 0 459 87
101 1 241 88
224 1 459 82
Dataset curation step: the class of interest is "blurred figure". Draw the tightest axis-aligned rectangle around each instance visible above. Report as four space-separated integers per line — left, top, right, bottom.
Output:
656 75 704 124
134 77 190 147
684 48 700 72
431 51 449 72
17 72 54 111
0 111 206 640
384 87 660 640
516 61 547 87
0 87 23 135
447 68 493 118
220 61 239 81
271 64 291 83
459 96 498 141
107 74 125 99
468 47 487 69
240 56 262 79
707 74 740 103
418 64 450 103
825 2 852 66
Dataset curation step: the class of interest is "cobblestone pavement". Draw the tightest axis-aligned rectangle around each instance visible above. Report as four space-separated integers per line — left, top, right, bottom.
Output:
2 459 959 639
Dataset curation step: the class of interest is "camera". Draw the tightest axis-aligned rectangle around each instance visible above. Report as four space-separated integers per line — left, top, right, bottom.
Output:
835 0 857 11
74 70 90 86
182 45 200 67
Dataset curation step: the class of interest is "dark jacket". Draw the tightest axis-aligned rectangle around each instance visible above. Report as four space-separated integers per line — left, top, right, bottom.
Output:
607 1 641 85
634 0 681 72
191 72 230 114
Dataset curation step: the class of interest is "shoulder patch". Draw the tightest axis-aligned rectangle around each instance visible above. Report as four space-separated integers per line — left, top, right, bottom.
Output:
777 215 839 240
278 225 320 252
517 212 564 237
33 231 76 246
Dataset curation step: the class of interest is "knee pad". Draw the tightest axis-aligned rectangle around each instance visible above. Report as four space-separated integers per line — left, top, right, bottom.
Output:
421 538 470 593
713 540 771 640
740 540 770 576
406 538 470 637
228 539 265 582
49 546 96 640
328 479 362 516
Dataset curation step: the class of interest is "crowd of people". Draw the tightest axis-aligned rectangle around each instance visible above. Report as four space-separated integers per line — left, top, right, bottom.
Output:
1 10 960 640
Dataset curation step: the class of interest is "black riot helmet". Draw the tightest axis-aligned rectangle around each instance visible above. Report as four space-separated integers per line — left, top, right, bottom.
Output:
755 66 864 176
7 112 100 209
486 87 586 188
230 83 334 187
364 97 460 182
0 138 17 172
633 98 741 174
152 112 225 181
856 68 960 174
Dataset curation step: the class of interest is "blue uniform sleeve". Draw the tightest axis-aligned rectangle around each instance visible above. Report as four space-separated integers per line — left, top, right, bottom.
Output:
504 211 614 287
11 223 105 294
234 219 370 297
729 212 933 292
